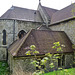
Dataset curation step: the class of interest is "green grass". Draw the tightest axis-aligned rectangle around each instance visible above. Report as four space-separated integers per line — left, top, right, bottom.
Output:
0 61 9 75
44 68 75 75
0 61 75 75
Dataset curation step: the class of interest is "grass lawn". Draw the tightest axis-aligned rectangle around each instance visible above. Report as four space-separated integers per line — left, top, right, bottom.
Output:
44 68 75 75
0 61 9 75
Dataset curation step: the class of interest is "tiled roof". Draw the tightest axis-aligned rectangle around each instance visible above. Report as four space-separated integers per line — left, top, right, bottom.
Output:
8 29 73 57
51 3 75 24
42 6 58 20
0 6 43 22
1 3 75 24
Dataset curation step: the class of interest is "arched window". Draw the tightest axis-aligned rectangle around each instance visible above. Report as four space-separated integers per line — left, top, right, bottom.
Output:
2 30 6 45
18 30 26 39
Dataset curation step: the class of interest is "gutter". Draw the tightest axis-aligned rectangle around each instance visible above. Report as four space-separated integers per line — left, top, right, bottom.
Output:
48 16 75 27
0 18 43 23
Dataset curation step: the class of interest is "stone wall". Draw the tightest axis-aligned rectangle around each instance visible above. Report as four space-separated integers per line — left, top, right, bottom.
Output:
65 54 73 68
0 20 14 46
0 19 41 46
0 19 42 60
49 20 75 66
0 47 7 60
0 20 14 60
8 53 74 75
46 53 73 70
8 56 36 75
13 58 36 75
49 19 75 44
15 20 41 40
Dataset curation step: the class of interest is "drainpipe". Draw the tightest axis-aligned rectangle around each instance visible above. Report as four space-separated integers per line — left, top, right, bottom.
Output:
13 20 15 41
6 48 8 62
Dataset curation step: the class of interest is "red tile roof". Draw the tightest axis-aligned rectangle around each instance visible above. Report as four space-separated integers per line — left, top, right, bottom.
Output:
8 29 73 57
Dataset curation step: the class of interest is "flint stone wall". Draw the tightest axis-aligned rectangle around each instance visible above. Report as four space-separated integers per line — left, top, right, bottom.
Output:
0 19 42 60
49 19 75 44
8 53 73 75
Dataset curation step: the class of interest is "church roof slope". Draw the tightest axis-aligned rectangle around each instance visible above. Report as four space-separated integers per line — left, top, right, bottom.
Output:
8 29 73 57
0 6 43 22
42 6 58 19
51 3 75 24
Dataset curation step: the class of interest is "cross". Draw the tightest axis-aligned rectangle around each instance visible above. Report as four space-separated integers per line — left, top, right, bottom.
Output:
39 0 41 3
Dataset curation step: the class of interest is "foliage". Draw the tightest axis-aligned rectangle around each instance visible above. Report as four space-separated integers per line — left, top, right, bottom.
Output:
26 45 39 55
0 61 9 75
25 42 64 75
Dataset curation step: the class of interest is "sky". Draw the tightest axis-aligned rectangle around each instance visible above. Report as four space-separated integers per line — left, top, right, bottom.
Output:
0 0 75 17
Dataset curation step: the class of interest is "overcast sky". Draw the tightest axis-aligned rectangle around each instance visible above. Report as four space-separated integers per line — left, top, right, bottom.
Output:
0 0 75 17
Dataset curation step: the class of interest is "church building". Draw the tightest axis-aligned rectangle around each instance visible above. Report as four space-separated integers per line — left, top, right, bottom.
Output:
0 1 75 75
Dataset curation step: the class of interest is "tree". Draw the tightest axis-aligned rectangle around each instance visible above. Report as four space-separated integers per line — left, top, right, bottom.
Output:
25 42 65 75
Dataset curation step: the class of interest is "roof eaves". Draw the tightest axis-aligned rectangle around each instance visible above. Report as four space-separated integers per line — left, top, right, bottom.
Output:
49 16 75 27
13 51 74 58
13 6 36 11
13 54 45 58
0 18 42 23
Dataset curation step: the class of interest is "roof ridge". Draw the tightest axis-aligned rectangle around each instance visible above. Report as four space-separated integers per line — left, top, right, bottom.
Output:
11 5 36 11
42 5 58 11
42 6 50 20
52 3 75 16
60 3 75 10
8 7 17 19
50 3 75 24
